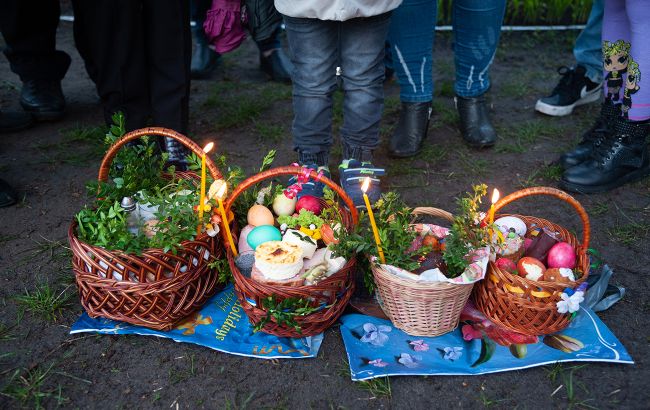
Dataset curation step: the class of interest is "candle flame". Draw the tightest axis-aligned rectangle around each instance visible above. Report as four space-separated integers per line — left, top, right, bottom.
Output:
491 188 500 204
203 142 214 153
216 182 227 199
361 177 371 194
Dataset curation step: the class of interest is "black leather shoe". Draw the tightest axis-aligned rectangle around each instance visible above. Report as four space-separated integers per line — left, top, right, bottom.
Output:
260 49 293 83
560 101 620 169
0 109 34 133
388 102 432 158
561 118 649 193
191 27 220 79
20 79 65 121
455 94 496 148
0 179 18 208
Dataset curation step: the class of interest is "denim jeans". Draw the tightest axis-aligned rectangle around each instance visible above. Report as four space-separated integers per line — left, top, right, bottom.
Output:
387 0 506 102
283 13 391 164
573 0 604 84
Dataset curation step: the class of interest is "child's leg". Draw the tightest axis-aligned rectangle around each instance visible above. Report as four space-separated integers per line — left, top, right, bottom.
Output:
338 12 392 162
283 16 338 166
602 0 629 102
625 0 650 121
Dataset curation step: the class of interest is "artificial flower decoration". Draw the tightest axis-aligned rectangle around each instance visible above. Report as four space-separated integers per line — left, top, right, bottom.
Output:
361 323 392 347
398 353 419 368
368 359 389 368
409 340 430 352
442 346 463 361
557 290 585 314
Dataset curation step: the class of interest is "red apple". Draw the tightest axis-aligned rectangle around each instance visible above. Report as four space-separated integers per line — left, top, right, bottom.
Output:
547 242 576 269
295 195 322 215
495 258 517 274
517 257 546 281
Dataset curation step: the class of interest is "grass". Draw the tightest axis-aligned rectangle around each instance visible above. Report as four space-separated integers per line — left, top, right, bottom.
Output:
431 100 459 129
14 283 74 322
338 361 392 399
590 202 609 216
1 364 68 409
222 391 256 410
254 122 285 143
32 124 106 166
205 81 292 130
607 222 650 247
455 148 490 176
544 363 596 409
168 354 197 384
496 119 563 154
518 163 563 187
0 322 17 341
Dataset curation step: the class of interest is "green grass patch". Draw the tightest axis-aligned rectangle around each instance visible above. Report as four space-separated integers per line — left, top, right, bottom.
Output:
32 124 106 166
14 283 74 322
517 163 563 188
431 100 459 129
1 364 67 409
254 122 286 143
338 360 392 399
607 222 650 247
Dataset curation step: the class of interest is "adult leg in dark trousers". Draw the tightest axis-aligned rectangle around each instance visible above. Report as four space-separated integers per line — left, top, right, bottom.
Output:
0 0 70 120
72 0 191 164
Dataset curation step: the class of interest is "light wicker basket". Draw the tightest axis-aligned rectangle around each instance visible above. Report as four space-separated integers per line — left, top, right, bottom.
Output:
371 207 475 337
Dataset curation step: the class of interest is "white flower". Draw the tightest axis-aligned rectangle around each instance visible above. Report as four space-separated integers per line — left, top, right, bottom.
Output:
557 291 584 314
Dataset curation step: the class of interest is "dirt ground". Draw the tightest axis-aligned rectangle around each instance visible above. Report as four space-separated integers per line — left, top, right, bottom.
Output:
1 16 649 410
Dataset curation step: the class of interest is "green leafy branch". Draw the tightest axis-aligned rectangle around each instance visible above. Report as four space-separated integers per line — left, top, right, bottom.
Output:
253 296 324 333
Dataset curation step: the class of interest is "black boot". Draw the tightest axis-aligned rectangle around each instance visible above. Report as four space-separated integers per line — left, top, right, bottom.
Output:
20 79 65 121
388 102 432 158
561 118 649 193
455 94 496 148
191 27 220 79
0 109 33 133
560 101 620 169
260 49 293 83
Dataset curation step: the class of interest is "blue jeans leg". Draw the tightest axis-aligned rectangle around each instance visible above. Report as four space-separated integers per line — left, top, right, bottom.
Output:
339 12 392 159
283 16 338 163
573 0 604 84
386 0 436 103
453 0 506 98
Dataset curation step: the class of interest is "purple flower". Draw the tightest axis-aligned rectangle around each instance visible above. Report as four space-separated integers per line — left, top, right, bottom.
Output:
368 359 389 368
442 346 463 361
398 353 419 368
409 340 430 352
360 323 392 347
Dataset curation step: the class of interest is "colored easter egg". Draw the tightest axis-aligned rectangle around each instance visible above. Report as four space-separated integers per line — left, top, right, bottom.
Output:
238 224 255 254
247 225 282 250
247 204 275 226
494 216 527 237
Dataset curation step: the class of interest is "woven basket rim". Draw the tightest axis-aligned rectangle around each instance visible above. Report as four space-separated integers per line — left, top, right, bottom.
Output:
371 262 474 289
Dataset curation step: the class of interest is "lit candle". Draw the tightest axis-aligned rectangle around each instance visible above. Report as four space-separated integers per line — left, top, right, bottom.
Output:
488 188 500 242
216 183 238 256
361 177 385 264
197 142 214 235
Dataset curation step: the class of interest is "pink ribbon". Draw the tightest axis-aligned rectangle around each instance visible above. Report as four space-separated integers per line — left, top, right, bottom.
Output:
283 165 324 199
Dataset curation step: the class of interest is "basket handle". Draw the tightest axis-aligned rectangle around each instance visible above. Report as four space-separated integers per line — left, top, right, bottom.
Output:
412 206 454 223
224 166 358 225
492 186 590 250
97 127 223 183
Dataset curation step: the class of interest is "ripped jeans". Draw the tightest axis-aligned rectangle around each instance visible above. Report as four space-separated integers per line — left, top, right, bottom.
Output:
386 0 506 102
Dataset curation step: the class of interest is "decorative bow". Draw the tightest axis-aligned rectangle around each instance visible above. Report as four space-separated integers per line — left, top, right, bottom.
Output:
283 164 324 199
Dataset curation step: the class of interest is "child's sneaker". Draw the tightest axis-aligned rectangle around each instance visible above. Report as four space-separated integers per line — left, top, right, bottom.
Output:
287 164 331 199
339 159 385 208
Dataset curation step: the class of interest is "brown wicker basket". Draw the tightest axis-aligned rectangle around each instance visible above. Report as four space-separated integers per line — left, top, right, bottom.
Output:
224 166 359 337
68 127 225 331
473 186 590 336
372 207 476 337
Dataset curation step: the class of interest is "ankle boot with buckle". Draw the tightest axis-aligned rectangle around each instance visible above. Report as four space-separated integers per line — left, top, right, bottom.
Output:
560 101 620 169
561 117 649 193
455 94 496 148
388 101 432 158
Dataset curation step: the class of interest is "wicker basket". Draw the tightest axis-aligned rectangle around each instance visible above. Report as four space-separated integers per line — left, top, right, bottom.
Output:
372 207 476 337
68 127 225 331
224 166 359 337
473 186 590 336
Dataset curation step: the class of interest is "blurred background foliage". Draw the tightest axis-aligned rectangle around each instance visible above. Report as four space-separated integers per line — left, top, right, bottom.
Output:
437 0 593 25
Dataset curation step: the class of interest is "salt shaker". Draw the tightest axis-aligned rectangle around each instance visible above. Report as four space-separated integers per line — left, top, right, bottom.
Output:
120 196 140 235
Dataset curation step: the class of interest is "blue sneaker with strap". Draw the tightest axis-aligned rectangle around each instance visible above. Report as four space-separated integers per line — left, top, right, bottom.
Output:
338 159 385 208
287 164 331 199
